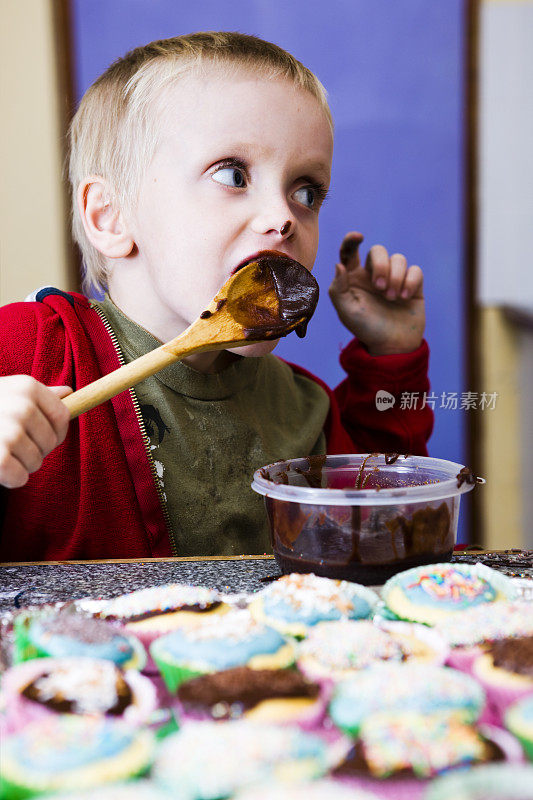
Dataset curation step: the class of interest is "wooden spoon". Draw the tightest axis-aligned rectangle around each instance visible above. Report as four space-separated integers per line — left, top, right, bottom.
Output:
62 252 319 419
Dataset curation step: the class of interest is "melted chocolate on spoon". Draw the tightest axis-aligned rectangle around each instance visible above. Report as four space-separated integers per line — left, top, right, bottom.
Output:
226 251 319 340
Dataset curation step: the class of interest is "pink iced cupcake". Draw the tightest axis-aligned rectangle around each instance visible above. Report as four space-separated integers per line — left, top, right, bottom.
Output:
472 635 533 725
1 656 157 734
330 711 520 800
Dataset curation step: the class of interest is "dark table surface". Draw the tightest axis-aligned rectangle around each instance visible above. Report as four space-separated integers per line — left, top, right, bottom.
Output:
0 550 531 616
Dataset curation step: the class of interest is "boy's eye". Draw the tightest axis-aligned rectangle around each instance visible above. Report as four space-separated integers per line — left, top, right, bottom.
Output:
293 184 329 210
293 187 316 208
212 166 247 188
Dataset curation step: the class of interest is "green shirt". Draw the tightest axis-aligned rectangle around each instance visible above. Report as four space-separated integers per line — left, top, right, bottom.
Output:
94 296 329 556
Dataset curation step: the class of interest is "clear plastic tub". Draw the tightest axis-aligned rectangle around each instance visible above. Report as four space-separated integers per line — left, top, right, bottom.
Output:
251 454 483 585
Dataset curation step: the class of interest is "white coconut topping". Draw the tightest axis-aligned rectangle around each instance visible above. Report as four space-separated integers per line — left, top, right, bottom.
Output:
99 583 222 618
434 601 533 647
298 620 408 671
261 573 360 615
29 660 124 715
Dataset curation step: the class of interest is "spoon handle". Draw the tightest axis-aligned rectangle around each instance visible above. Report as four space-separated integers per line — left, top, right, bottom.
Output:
62 343 179 420
62 322 235 420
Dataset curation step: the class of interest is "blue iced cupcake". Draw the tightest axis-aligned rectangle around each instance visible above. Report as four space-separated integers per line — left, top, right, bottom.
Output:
382 563 516 626
150 609 294 692
0 715 154 798
13 608 145 670
249 573 378 637
329 662 485 737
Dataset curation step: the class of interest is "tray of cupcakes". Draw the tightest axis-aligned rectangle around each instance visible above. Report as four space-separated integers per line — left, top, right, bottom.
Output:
0 564 532 799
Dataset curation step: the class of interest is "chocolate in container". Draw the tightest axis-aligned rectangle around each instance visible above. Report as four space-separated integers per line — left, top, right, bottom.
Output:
251 455 483 585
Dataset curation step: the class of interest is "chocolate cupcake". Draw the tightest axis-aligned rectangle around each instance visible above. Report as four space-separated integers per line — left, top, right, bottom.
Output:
331 712 516 800
176 665 323 727
472 635 533 724
1 657 157 733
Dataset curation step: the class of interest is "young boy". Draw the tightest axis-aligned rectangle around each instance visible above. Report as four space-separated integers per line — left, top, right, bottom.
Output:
0 32 431 561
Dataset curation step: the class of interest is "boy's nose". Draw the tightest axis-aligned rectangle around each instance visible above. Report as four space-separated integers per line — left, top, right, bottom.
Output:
250 201 295 239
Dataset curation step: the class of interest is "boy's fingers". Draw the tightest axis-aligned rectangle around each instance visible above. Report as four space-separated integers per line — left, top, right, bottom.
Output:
0 450 29 489
329 262 349 295
339 232 364 269
47 385 73 399
400 265 424 299
37 385 72 441
0 405 56 462
8 432 44 474
365 245 390 290
385 253 408 300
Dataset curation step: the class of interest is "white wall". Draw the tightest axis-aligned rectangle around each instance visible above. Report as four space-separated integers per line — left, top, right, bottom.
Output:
478 0 533 312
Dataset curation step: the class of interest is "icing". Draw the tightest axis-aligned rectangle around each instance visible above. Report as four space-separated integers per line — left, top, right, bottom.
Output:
298 620 407 673
329 662 485 732
235 780 380 800
38 783 170 800
100 583 223 620
154 610 286 669
24 660 126 715
507 695 533 738
359 712 488 778
259 573 374 625
29 614 134 665
6 716 134 773
435 601 533 647
401 566 496 608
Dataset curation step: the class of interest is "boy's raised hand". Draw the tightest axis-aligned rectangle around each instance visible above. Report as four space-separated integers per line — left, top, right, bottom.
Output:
0 377 72 489
328 232 425 355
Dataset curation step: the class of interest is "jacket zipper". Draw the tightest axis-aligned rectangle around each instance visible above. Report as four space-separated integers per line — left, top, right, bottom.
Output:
90 302 177 555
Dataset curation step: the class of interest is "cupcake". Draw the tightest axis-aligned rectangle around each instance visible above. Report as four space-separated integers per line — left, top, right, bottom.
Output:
435 601 533 673
153 720 332 798
249 573 378 637
472 635 533 724
35 782 171 800
175 664 324 727
424 763 533 800
297 619 446 684
97 583 230 656
505 694 533 761
382 563 516 626
0 715 154 798
234 780 381 799
1 656 157 733
328 662 485 737
331 713 515 800
150 609 294 692
13 607 145 670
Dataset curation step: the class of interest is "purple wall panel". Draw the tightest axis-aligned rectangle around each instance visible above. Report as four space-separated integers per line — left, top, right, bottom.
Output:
71 0 468 538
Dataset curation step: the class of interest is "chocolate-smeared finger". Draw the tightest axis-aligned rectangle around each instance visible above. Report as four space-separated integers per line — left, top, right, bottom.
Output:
339 232 364 267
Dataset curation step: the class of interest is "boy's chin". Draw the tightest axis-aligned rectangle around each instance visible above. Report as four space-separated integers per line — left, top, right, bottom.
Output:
227 339 280 358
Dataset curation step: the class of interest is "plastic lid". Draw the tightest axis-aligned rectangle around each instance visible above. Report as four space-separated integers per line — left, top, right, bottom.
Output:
251 454 484 507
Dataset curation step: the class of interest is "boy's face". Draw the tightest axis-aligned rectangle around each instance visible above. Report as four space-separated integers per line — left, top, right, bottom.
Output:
124 64 333 356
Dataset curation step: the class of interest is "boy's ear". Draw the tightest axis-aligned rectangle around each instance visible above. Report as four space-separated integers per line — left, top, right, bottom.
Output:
77 177 135 258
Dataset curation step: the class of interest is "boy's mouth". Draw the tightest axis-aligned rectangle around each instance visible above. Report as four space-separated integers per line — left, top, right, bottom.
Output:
231 250 289 275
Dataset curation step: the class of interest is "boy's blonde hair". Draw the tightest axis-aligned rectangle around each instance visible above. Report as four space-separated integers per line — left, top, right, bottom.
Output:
68 31 332 296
